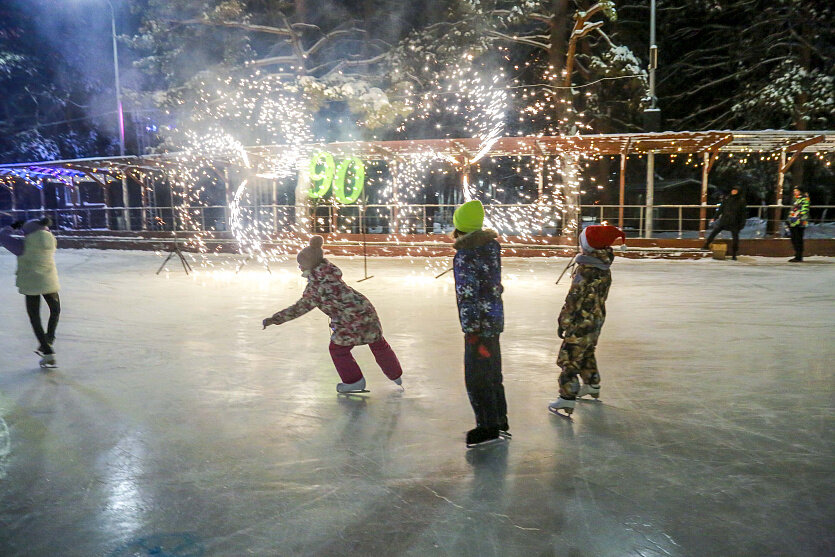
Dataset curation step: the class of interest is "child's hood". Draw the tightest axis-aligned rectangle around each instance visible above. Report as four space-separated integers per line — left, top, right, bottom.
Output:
576 248 614 269
453 229 498 251
22 219 47 235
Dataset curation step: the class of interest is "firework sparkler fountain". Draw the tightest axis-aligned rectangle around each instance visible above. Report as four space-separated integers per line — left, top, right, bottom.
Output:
155 49 589 277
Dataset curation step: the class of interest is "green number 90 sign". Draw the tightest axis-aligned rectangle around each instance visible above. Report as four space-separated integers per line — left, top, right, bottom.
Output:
308 152 365 204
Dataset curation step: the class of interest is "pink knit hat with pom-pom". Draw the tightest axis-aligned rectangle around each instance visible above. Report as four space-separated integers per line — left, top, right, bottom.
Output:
297 235 325 270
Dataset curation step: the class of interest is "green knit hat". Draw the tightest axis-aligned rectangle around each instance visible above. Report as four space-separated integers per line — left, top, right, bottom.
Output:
453 200 484 233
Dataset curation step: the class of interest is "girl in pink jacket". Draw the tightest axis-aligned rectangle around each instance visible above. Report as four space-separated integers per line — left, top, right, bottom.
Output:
262 236 403 393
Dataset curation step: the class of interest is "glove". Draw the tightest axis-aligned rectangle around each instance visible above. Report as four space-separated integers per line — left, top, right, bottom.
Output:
465 333 491 358
557 326 564 339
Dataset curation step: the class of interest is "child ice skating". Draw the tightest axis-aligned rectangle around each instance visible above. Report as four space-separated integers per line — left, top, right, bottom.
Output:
451 200 508 447
262 236 403 393
549 225 625 418
0 218 61 368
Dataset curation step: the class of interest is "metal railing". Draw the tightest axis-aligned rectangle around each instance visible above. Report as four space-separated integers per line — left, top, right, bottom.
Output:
2 204 833 238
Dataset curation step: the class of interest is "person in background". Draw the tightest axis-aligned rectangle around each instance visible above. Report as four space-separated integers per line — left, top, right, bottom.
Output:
0 218 61 368
702 187 747 260
787 187 810 262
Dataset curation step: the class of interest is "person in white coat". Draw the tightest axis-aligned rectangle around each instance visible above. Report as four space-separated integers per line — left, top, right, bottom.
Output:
0 217 61 367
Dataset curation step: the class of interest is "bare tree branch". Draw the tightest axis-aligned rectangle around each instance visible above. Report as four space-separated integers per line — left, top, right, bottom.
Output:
486 30 549 50
306 28 367 57
170 18 293 36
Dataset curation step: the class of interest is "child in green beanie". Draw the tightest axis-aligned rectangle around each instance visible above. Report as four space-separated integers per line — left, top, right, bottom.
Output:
451 200 509 447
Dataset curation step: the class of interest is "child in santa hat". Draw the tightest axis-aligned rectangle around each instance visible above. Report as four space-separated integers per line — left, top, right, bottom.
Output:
549 225 625 418
262 236 403 393
451 200 509 447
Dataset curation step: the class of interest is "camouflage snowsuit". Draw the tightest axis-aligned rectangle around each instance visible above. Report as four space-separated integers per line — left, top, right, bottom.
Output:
556 248 614 399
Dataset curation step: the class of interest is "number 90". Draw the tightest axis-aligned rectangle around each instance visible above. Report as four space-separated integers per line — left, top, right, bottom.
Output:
308 152 365 204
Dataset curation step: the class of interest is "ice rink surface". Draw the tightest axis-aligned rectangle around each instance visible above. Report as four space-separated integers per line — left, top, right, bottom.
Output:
0 249 833 557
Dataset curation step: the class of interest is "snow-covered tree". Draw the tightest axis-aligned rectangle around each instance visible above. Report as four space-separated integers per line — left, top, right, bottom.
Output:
128 0 418 144
659 0 834 132
0 2 106 163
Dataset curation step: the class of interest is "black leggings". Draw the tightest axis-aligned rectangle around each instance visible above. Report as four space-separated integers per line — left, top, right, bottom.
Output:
25 293 61 354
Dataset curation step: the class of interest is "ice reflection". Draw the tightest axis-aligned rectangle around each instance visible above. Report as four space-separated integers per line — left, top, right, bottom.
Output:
101 432 147 537
0 415 9 480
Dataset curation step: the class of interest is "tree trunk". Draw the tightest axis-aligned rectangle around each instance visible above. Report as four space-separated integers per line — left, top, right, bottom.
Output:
791 23 812 191
549 1 580 240
549 0 571 77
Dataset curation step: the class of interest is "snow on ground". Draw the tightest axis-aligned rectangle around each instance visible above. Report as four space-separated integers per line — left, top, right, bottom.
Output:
0 250 833 556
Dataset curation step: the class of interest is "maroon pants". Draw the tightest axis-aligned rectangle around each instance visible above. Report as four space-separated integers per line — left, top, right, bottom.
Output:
329 338 403 384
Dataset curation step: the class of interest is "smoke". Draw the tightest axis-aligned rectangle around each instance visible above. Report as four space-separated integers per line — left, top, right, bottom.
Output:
10 0 143 152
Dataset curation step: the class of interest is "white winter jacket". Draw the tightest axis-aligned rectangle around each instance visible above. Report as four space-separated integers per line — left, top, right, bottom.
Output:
16 229 60 295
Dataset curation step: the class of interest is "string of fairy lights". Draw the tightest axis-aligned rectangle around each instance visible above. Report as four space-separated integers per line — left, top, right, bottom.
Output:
4 47 831 271
145 48 599 270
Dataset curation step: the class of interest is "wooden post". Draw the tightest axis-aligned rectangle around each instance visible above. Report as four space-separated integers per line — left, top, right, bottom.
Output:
272 178 278 233
70 176 80 229
699 152 709 238
294 166 310 234
102 178 112 229
40 180 46 213
121 174 131 231
645 151 654 238
138 173 148 231
618 153 626 229
772 149 786 236
391 161 400 234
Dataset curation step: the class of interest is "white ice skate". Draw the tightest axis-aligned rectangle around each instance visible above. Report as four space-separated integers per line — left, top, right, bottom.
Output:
548 397 575 418
39 353 57 369
577 384 600 400
336 377 368 394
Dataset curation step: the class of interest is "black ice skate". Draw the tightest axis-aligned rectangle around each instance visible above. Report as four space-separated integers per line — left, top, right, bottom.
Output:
38 353 57 369
466 426 503 448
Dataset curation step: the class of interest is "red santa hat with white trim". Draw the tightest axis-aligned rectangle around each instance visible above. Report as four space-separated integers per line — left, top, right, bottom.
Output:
579 225 626 253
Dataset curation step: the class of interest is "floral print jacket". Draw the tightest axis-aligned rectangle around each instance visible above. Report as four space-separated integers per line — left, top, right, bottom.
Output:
453 229 504 336
558 248 614 342
271 259 383 346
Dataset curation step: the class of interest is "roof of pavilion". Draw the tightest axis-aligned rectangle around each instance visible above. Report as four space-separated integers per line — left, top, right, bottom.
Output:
1 130 833 186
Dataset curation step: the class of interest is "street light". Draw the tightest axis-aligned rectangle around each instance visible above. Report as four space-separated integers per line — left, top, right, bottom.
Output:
69 0 129 228
107 0 126 157
99 0 129 229
79 0 125 156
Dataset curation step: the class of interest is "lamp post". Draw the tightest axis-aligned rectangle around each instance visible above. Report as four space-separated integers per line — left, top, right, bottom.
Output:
102 0 125 157
99 0 130 229
644 0 659 238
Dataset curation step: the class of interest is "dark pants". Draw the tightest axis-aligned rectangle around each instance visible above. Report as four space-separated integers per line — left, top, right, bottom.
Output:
705 225 740 257
789 226 805 260
464 335 507 430
25 293 60 354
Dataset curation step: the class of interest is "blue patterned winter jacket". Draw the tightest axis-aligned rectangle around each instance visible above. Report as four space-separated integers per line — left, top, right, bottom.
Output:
453 229 504 336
